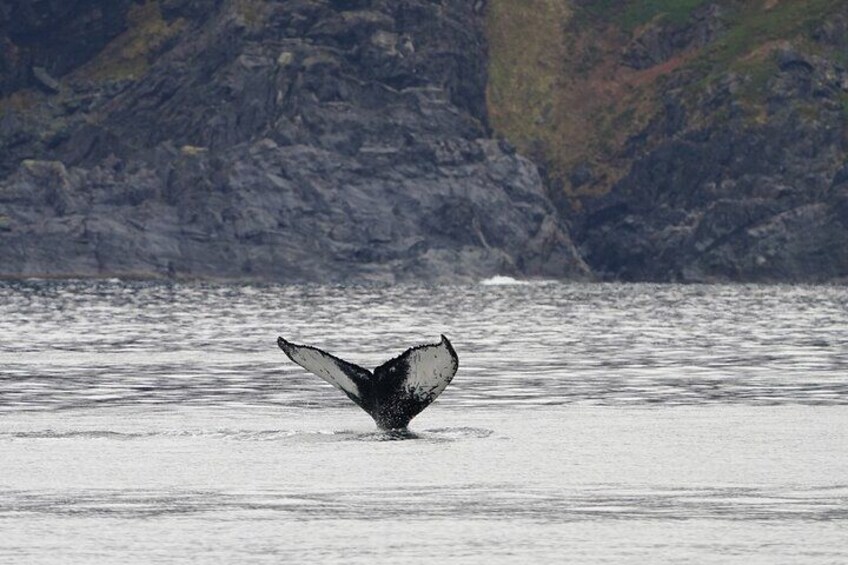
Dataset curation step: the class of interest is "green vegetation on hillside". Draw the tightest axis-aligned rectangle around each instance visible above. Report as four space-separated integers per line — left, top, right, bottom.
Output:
486 0 569 153
580 0 710 30
707 0 838 67
485 0 848 206
76 1 185 82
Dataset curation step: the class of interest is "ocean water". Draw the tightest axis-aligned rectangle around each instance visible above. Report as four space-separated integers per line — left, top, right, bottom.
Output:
1 280 846 564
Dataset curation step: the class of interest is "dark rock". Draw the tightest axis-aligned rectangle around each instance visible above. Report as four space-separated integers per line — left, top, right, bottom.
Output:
622 4 722 70
776 48 814 73
577 45 848 282
31 66 60 93
161 0 220 21
0 0 135 94
812 14 848 47
0 0 588 282
831 162 848 188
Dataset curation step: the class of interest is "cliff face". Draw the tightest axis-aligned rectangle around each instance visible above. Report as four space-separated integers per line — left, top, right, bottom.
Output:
0 0 589 282
6 1 845 284
487 0 848 282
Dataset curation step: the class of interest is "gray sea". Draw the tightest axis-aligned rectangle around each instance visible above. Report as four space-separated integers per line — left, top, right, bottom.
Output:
1 280 847 564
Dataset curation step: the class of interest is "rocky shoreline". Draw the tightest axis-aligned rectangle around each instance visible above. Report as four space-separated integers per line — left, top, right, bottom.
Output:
487 0 848 283
0 0 589 283
3 1 847 284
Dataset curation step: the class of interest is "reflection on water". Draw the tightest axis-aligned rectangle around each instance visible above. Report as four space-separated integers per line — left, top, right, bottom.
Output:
1 281 847 564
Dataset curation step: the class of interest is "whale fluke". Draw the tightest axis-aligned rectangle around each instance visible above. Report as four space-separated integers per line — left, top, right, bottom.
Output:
277 335 459 429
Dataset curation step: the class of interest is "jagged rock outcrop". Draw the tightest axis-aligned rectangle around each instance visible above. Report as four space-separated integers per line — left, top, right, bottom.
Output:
0 0 588 282
487 0 848 283
577 22 848 282
0 0 136 95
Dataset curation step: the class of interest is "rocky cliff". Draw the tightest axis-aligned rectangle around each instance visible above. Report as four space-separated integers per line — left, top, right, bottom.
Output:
6 0 846 284
0 0 589 282
487 0 848 282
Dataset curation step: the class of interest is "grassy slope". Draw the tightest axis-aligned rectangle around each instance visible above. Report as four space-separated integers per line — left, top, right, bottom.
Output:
485 0 845 207
580 0 711 30
485 1 570 160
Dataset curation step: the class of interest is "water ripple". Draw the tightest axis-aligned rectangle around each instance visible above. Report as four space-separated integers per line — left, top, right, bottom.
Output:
1 281 847 411
2 484 845 522
0 427 493 443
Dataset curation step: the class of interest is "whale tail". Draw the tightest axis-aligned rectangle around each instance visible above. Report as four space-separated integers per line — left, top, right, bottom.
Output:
277 335 459 429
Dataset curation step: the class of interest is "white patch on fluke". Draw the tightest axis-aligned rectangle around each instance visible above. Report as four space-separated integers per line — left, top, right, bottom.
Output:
400 340 458 402
285 346 361 400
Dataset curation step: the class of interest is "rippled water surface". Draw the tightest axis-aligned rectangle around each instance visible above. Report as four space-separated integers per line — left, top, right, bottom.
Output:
1 281 847 563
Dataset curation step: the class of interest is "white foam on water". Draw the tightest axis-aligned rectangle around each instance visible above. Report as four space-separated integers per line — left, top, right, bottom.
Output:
479 276 529 286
